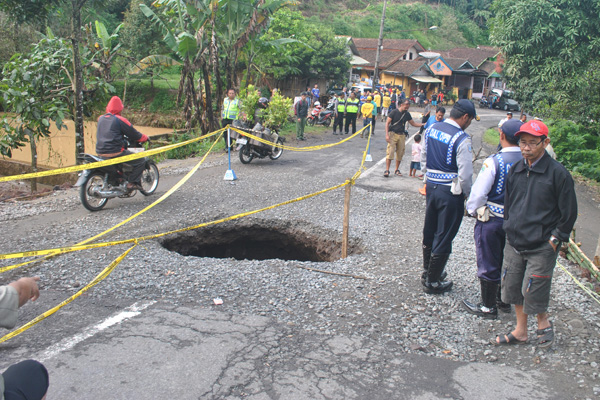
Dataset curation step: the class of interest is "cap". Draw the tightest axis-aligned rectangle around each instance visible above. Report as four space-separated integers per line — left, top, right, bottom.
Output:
515 120 549 137
339 92 345 97
453 99 479 121
507 111 513 115
500 119 523 142
367 96 372 101
301 91 308 96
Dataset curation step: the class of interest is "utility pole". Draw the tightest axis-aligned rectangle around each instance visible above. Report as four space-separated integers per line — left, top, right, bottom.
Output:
373 0 387 89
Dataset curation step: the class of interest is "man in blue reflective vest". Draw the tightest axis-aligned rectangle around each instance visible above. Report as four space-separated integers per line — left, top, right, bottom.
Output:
462 119 523 318
222 88 240 148
420 99 478 294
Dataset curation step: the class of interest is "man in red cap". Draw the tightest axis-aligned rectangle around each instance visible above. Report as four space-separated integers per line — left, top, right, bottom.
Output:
492 120 577 347
96 96 149 190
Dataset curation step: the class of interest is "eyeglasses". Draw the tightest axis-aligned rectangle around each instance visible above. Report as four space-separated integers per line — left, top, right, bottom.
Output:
519 138 545 148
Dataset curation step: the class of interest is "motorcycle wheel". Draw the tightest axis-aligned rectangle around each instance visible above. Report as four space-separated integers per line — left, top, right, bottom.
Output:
80 172 108 211
323 118 332 127
307 117 315 126
269 138 284 160
239 145 253 164
140 162 159 196
503 104 508 111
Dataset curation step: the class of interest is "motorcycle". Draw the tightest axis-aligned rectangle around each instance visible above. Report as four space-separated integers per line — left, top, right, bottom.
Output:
306 101 334 127
75 141 159 211
479 97 489 108
232 120 284 164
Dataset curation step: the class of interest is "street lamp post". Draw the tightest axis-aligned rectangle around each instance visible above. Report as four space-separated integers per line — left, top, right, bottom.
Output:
373 0 387 89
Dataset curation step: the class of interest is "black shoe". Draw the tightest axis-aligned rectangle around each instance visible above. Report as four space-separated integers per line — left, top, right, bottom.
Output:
462 300 498 319
421 270 447 287
333 131 337 135
424 280 453 294
423 253 452 294
496 284 511 313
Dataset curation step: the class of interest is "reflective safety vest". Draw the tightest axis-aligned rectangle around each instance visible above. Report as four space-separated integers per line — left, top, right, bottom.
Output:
346 98 359 113
222 98 239 120
337 100 346 113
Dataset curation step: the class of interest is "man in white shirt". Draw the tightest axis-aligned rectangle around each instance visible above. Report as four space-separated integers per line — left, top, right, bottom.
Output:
462 119 523 319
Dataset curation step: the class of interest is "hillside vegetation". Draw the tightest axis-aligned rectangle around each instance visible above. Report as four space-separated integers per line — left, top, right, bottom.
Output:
300 1 489 49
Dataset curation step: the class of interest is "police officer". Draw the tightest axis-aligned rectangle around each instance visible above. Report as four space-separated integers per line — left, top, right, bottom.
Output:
344 92 360 135
333 92 346 135
420 99 478 294
222 88 240 148
462 119 523 318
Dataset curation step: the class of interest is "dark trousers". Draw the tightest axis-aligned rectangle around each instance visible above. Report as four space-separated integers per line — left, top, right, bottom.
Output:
333 113 344 133
422 182 465 254
474 217 505 282
371 116 376 132
110 150 146 184
344 113 357 134
222 118 234 148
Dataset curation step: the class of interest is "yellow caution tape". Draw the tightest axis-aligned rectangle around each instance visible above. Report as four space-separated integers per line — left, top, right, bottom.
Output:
0 129 375 343
0 180 351 261
0 244 137 344
230 125 369 151
0 127 373 265
0 128 226 183
0 132 223 271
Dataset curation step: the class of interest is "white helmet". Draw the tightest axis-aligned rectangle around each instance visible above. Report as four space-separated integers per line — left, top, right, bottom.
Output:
314 101 320 106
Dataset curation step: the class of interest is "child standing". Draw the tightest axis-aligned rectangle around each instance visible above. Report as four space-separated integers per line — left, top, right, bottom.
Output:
410 134 422 177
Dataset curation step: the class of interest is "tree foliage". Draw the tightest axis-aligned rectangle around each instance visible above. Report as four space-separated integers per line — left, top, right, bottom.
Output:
491 0 600 127
261 7 350 81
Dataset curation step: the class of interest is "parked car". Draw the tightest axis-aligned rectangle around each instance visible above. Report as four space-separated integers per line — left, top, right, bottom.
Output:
493 97 520 111
351 85 373 96
327 87 345 96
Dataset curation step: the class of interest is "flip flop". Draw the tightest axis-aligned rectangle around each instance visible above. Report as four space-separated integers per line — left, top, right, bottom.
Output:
536 321 554 348
491 332 528 346
383 170 390 178
394 170 402 176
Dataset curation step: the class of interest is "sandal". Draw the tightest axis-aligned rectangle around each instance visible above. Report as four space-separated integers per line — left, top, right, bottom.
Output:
383 170 390 178
491 332 528 346
536 321 554 348
394 170 402 176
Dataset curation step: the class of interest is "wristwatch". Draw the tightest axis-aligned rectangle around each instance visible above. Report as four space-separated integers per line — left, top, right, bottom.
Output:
550 235 561 246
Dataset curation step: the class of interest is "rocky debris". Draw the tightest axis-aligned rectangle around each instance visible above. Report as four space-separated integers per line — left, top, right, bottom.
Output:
0 151 599 398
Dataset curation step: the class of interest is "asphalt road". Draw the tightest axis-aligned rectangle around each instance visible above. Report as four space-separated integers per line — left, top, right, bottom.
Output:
1 106 598 399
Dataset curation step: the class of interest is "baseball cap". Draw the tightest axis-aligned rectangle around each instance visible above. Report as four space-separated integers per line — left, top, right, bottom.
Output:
507 111 513 115
453 99 479 121
367 96 372 101
515 120 549 137
301 91 308 96
500 119 523 142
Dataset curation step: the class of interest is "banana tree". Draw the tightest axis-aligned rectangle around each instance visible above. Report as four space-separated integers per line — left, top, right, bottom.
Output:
87 20 123 82
141 0 216 131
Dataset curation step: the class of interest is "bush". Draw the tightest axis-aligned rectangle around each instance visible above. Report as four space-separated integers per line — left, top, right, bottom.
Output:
549 120 600 181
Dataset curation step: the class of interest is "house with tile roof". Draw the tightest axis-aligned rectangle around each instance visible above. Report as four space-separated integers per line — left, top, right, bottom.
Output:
350 38 506 101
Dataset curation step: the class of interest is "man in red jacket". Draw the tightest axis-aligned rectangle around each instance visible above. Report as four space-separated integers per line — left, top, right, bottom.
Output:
96 96 149 190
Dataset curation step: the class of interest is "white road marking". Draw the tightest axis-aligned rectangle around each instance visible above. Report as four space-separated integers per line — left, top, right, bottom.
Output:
37 300 156 362
359 133 418 179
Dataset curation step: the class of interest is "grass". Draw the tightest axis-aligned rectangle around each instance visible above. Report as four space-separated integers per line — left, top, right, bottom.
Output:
483 128 499 146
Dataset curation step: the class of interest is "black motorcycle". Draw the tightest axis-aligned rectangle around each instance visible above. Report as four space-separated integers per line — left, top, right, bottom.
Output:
232 120 284 164
479 97 489 108
76 142 159 211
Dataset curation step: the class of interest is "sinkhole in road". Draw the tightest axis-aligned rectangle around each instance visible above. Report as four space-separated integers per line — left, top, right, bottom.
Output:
160 219 361 262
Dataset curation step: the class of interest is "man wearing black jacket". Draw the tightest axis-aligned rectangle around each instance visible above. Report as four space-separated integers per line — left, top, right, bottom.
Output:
493 120 577 347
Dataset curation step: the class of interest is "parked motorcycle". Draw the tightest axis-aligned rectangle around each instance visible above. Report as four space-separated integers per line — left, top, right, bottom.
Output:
232 120 284 164
76 141 159 211
306 101 334 127
479 97 489 108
